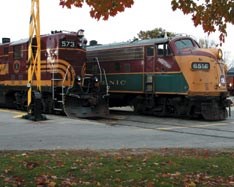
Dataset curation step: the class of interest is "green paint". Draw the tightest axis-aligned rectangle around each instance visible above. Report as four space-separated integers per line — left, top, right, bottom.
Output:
107 74 143 91
155 73 188 93
106 73 188 93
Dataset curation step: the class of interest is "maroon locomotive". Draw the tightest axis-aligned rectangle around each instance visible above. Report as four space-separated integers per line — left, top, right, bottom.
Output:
87 35 231 120
0 30 109 118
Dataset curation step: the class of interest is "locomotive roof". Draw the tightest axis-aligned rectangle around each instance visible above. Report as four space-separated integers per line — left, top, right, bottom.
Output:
87 35 193 51
1 35 51 46
1 31 78 46
87 38 168 51
10 38 29 46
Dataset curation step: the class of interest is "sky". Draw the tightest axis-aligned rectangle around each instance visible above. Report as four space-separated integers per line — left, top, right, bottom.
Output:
0 0 234 65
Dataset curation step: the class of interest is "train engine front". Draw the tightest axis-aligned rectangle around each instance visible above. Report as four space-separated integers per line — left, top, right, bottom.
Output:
171 36 230 120
63 57 109 118
0 30 109 118
87 35 231 120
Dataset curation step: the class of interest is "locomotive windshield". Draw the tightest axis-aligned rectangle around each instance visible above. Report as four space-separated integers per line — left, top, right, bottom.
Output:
175 39 198 50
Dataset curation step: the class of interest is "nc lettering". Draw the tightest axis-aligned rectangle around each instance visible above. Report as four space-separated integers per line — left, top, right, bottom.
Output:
109 80 126 86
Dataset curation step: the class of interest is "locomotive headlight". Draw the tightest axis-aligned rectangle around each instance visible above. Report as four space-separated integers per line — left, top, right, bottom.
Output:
76 76 81 82
218 49 223 60
220 75 226 85
94 76 99 83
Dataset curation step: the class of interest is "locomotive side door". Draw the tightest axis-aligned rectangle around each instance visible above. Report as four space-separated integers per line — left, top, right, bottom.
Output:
155 42 181 93
144 45 156 93
155 43 174 72
144 45 155 72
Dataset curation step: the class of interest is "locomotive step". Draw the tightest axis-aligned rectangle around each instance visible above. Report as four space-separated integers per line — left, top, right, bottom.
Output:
52 78 63 81
53 99 63 103
53 108 63 111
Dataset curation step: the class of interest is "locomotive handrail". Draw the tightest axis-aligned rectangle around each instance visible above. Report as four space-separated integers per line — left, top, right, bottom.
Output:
102 68 109 96
62 65 71 102
94 57 109 96
63 65 71 84
95 57 102 82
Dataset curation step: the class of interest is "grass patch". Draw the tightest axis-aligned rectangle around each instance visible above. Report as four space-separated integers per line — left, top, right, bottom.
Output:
0 149 233 186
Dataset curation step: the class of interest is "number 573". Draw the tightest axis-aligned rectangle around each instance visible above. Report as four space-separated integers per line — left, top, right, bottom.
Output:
61 40 75 48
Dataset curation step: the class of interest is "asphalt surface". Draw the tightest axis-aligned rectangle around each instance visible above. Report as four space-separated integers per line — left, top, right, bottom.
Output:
0 106 234 150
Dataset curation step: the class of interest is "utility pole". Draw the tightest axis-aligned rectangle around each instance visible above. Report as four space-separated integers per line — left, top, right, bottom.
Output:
24 0 46 121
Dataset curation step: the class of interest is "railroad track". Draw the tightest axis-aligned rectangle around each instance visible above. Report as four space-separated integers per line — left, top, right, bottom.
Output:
3 107 234 140
99 109 234 140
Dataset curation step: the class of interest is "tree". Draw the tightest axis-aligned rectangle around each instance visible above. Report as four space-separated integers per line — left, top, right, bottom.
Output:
59 0 134 20
171 0 234 44
59 0 234 43
136 28 175 40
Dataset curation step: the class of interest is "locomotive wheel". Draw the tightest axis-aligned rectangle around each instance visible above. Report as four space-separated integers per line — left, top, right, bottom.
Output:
133 102 144 114
189 105 202 119
133 96 144 114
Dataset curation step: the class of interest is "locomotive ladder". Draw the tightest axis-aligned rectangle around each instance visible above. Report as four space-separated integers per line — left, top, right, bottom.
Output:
51 63 71 112
144 74 155 108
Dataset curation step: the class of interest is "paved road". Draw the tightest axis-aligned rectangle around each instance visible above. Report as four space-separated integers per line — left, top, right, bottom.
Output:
0 107 234 150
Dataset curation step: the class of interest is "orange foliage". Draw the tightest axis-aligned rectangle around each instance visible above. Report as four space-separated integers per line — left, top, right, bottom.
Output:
171 0 234 44
59 0 134 20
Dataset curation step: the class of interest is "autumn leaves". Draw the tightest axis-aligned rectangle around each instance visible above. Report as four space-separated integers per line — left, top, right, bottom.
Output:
60 0 134 20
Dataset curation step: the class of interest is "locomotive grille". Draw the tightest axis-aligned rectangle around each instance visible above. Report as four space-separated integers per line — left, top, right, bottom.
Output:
87 47 144 62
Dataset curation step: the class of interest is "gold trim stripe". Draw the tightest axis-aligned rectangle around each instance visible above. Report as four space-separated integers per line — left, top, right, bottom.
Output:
0 78 72 87
0 59 76 87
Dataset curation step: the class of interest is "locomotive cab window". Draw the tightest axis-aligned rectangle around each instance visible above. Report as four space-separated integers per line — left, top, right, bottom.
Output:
13 45 23 60
175 39 197 50
146 46 154 56
157 43 171 56
4 47 8 55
